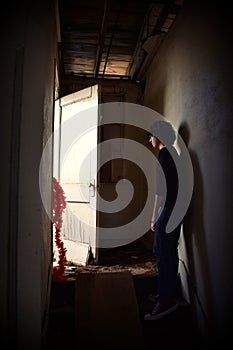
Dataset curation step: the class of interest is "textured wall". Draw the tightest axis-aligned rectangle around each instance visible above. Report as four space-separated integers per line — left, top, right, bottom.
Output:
0 1 57 347
143 0 233 344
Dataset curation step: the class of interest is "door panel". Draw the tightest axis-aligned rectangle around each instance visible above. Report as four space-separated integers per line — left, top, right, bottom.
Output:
54 84 99 264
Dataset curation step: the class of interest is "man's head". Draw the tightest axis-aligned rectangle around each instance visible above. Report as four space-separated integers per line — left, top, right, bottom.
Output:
148 120 176 147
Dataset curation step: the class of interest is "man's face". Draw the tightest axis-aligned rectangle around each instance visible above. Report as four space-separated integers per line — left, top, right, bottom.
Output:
149 135 159 149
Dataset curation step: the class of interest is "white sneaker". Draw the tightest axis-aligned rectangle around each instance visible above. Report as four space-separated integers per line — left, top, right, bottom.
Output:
144 302 178 321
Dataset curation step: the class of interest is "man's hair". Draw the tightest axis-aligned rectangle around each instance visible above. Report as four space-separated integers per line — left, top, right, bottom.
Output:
148 120 176 146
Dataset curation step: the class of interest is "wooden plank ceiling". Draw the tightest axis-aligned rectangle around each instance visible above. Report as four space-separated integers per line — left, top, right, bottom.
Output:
58 0 184 81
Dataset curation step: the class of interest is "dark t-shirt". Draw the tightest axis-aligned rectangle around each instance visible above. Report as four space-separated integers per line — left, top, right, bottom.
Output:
157 146 179 209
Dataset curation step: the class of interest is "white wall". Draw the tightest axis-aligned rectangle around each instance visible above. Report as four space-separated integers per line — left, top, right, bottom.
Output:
143 0 233 344
0 1 58 348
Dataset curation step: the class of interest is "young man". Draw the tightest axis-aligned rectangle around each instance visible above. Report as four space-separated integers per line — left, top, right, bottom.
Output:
144 120 181 321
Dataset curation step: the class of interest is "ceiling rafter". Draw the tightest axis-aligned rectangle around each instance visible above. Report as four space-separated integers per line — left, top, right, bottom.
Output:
58 0 185 81
94 0 112 78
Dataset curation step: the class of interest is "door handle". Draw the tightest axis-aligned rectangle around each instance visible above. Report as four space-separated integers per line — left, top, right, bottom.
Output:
89 179 95 197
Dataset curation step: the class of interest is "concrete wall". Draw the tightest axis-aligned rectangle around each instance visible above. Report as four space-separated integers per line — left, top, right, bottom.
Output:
143 0 233 344
0 1 58 348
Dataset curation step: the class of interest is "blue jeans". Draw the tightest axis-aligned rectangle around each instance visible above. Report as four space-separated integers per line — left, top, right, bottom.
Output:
153 207 181 304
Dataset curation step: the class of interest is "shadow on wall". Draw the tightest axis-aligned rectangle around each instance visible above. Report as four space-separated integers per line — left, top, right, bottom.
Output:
178 122 214 338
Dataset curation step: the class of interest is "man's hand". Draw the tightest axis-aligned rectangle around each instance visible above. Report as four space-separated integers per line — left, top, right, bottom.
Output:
151 222 155 232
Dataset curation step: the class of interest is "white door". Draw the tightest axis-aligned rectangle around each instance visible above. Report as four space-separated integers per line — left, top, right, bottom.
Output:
53 84 99 264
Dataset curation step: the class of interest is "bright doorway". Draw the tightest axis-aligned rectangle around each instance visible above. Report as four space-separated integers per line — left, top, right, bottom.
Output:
53 84 100 265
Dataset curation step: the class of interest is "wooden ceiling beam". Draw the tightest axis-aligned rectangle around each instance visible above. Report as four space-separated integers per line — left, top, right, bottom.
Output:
94 0 112 78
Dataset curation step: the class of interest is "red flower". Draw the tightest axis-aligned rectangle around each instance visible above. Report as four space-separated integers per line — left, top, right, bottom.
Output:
53 177 67 282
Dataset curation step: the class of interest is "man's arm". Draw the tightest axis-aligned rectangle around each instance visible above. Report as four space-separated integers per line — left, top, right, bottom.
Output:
151 194 164 232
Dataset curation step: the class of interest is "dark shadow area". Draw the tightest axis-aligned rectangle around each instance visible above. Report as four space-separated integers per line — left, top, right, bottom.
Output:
46 233 206 350
97 239 155 266
46 270 206 350
178 122 214 340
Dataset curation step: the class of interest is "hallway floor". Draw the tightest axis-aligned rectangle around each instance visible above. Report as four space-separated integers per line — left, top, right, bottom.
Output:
45 241 206 349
